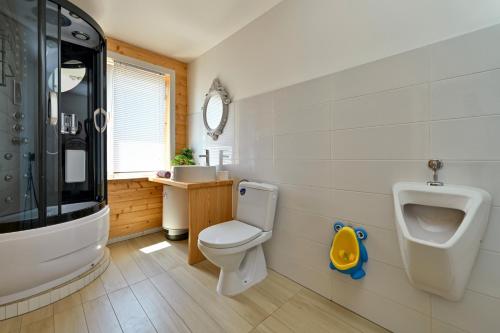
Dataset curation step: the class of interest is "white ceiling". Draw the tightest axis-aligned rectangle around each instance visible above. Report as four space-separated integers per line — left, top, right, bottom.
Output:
69 0 283 62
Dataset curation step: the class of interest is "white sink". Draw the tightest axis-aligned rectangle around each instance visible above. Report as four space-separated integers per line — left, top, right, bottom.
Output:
171 166 216 183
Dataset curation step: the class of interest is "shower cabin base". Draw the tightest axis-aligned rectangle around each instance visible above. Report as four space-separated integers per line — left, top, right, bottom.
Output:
0 207 110 320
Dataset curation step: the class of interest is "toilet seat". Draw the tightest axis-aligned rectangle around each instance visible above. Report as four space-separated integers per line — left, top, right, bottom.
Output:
199 220 262 249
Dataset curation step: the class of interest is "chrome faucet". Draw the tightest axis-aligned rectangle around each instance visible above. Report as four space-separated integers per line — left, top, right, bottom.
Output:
427 159 444 186
219 150 229 166
199 149 210 166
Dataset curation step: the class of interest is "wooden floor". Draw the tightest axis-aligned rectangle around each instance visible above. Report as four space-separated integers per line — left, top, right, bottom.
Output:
0 232 389 333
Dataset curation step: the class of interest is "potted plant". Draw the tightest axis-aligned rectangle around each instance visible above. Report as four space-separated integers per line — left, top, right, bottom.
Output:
171 148 195 166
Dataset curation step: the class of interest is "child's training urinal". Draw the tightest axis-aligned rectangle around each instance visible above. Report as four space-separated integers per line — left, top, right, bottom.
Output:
393 182 491 301
329 222 368 280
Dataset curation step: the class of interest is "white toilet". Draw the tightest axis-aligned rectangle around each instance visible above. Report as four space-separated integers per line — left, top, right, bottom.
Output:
198 181 278 296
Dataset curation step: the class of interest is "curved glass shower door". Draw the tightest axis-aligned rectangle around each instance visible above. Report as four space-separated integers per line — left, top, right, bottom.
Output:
46 3 107 225
0 0 107 233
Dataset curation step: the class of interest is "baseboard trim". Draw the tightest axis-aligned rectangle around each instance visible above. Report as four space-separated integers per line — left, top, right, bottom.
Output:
107 227 163 245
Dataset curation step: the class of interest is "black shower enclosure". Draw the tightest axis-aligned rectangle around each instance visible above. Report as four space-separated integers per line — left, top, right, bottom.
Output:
0 0 107 233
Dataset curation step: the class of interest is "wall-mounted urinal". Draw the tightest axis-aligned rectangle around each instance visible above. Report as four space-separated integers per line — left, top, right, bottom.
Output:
393 182 491 301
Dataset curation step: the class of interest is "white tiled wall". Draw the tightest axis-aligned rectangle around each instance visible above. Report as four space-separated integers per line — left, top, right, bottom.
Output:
188 24 500 333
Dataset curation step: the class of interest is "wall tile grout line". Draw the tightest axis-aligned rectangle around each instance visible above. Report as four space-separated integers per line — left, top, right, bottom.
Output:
273 243 432 318
187 63 500 116
430 66 500 84
330 274 432 318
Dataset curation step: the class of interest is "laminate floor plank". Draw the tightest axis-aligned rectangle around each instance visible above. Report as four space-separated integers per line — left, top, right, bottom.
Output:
82 295 122 333
169 266 254 333
186 261 276 327
130 280 190 333
20 316 54 333
0 317 22 333
80 279 107 304
100 261 128 294
125 238 165 278
53 305 88 333
150 272 223 333
109 242 148 285
108 287 155 333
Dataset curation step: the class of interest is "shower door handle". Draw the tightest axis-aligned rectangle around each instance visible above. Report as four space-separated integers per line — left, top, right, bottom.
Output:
93 108 108 133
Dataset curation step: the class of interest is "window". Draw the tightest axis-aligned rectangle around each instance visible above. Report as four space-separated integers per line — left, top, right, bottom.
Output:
107 56 172 177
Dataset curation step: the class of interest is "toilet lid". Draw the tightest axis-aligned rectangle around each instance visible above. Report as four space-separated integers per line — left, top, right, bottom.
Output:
198 220 262 249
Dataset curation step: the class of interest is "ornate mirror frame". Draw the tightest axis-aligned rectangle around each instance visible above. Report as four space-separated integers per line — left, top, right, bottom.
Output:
202 78 231 140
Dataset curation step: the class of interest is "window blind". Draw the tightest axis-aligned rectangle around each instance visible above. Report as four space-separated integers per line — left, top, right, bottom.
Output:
110 60 166 173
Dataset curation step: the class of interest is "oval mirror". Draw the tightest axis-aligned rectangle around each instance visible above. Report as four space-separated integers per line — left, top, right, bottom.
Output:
206 94 223 129
202 79 231 140
48 60 86 92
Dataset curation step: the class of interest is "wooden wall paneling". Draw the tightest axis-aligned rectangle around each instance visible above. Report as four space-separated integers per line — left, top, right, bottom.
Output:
108 179 163 239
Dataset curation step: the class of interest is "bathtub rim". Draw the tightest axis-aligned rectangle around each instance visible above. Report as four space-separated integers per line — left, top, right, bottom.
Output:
0 248 110 320
0 206 110 305
0 201 107 234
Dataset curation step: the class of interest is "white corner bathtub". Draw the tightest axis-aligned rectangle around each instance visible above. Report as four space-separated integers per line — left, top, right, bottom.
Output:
0 206 109 305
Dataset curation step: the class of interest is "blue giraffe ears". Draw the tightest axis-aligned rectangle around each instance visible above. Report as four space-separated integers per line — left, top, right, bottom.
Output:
354 228 367 240
333 221 368 240
333 222 344 232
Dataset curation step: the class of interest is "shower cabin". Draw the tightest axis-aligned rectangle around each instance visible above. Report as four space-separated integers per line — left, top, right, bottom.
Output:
0 0 109 309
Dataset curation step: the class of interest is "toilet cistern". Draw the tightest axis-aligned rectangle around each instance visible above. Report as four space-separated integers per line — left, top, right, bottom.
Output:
427 159 443 186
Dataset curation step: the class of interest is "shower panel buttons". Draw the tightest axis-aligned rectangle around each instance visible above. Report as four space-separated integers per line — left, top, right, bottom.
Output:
12 111 24 120
12 124 24 132
11 137 29 145
11 112 26 145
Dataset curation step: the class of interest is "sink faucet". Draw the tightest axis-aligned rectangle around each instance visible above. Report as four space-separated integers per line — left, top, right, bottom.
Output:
219 150 229 166
199 149 210 166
